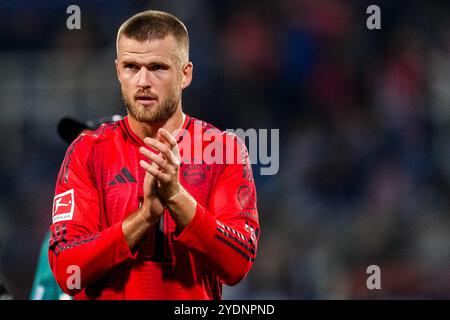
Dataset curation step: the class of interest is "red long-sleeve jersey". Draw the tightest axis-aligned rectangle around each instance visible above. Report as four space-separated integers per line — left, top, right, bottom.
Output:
48 114 259 299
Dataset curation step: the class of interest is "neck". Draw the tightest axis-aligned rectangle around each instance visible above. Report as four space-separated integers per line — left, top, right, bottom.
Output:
128 108 185 141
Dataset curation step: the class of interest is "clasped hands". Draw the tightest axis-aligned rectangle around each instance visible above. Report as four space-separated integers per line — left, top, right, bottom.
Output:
138 128 182 223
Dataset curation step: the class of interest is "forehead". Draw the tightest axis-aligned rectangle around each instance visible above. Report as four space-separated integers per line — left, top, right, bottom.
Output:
117 35 180 63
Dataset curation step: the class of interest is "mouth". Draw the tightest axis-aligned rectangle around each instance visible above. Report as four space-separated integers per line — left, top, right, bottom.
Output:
135 95 157 106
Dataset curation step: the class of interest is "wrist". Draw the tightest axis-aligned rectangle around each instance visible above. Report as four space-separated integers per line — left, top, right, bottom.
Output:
166 186 197 212
165 185 197 231
162 183 181 203
166 185 185 205
138 202 159 225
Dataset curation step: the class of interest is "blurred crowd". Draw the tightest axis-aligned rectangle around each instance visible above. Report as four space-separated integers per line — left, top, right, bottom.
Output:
0 0 449 299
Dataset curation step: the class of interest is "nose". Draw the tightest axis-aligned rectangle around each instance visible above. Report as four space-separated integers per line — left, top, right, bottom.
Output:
137 67 152 88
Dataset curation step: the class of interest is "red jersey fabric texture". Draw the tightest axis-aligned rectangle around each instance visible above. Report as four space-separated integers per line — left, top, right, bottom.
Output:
48 115 259 300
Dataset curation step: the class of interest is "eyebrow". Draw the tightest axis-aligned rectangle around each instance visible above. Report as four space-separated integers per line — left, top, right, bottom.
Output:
121 59 171 67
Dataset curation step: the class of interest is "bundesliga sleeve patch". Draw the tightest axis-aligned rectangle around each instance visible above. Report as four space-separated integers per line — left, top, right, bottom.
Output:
52 189 75 223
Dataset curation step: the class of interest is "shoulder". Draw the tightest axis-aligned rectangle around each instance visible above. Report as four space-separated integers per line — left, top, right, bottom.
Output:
190 117 243 146
188 117 248 164
70 121 121 150
64 121 122 166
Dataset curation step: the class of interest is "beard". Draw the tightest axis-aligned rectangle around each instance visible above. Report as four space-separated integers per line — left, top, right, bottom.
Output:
122 87 180 123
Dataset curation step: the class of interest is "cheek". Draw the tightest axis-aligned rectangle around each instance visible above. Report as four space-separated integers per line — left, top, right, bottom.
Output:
166 80 180 96
120 75 135 91
156 78 175 94
121 73 133 84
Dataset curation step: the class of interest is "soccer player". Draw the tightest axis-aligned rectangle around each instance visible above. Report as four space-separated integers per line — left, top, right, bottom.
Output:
48 10 259 300
30 115 122 300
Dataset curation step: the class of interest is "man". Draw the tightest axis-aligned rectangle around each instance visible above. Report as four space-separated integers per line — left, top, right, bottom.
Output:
30 115 122 300
48 10 259 300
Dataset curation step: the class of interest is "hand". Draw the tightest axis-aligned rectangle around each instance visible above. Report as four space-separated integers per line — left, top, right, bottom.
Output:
139 128 182 203
141 162 165 224
121 162 164 249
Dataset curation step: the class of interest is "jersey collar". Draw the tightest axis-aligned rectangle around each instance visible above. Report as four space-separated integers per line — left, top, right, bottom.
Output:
120 114 192 147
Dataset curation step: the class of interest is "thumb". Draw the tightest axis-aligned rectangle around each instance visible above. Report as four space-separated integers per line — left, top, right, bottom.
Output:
143 163 158 195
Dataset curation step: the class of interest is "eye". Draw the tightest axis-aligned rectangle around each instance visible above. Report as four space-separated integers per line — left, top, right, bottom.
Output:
124 63 138 70
149 64 168 71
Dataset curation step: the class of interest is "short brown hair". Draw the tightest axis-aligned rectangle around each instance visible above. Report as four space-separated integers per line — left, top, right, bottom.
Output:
117 10 189 61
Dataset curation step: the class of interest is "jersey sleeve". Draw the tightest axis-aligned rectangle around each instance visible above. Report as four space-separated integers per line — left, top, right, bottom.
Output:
48 136 135 296
173 136 260 285
30 231 69 300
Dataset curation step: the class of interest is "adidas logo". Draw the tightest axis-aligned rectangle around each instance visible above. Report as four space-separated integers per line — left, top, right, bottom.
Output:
108 167 136 186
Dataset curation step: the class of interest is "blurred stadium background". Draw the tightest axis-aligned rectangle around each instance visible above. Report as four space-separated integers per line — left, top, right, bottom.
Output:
0 0 449 299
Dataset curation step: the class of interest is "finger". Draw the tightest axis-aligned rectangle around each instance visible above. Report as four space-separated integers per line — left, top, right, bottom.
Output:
140 159 170 183
144 138 178 166
143 172 155 197
158 128 177 149
158 129 181 165
139 147 173 173
144 137 170 155
144 162 157 185
139 160 171 183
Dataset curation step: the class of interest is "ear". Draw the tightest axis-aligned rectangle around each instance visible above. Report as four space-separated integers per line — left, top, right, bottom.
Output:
181 62 193 90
